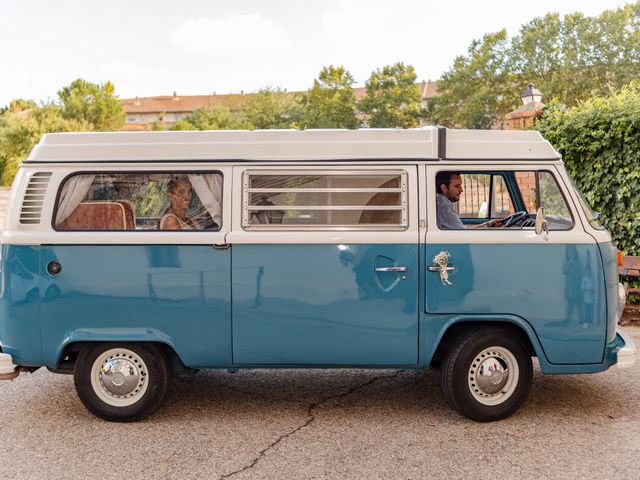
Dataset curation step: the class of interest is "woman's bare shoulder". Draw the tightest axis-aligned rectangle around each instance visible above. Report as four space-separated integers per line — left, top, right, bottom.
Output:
160 213 181 230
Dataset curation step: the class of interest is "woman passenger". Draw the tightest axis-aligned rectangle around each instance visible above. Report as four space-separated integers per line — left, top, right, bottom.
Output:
160 176 201 230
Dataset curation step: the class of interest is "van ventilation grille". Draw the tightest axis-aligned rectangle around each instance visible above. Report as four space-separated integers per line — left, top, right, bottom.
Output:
20 172 52 224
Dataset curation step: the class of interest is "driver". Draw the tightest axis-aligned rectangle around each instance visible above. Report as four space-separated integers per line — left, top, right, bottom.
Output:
436 171 504 230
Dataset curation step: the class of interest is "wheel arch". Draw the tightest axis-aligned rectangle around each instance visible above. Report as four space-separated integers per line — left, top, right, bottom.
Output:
428 316 547 368
53 340 186 374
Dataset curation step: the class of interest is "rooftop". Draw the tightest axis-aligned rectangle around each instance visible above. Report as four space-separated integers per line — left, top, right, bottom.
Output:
26 128 560 163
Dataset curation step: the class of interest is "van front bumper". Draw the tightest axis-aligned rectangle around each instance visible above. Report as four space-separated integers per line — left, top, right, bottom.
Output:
616 328 637 369
0 352 19 380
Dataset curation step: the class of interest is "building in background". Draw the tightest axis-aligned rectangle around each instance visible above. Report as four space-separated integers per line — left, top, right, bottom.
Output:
120 81 439 131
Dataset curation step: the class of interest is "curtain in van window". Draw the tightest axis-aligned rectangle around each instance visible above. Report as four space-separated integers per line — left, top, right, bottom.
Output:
55 174 95 225
188 173 222 226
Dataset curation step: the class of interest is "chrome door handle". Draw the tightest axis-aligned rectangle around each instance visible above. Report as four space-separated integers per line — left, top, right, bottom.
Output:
427 265 457 272
375 266 407 273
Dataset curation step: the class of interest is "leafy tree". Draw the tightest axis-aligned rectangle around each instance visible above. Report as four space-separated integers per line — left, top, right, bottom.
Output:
537 82 640 255
171 105 250 130
359 62 422 128
5 99 38 114
302 66 359 129
0 105 90 185
427 30 517 128
510 8 640 106
245 87 303 129
58 79 126 131
427 3 640 128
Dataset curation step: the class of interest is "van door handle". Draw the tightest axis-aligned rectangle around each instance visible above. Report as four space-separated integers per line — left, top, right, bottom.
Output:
375 266 407 272
427 265 457 272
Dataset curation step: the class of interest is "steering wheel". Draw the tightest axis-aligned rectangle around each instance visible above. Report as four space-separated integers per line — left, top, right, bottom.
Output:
501 211 528 228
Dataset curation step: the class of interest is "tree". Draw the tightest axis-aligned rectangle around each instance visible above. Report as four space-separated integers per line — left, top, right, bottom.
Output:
171 105 250 131
426 30 517 129
5 99 38 114
427 3 640 128
245 87 303 129
359 62 422 128
0 104 90 185
512 4 640 106
58 79 126 131
302 66 359 129
537 82 640 255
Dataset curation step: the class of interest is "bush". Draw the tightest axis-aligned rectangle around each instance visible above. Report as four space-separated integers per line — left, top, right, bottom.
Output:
537 83 640 255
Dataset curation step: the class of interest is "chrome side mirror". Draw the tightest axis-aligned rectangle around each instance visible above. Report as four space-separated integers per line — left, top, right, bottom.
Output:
535 207 549 240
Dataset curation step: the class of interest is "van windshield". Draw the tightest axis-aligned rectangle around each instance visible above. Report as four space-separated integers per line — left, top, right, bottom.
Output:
568 176 604 230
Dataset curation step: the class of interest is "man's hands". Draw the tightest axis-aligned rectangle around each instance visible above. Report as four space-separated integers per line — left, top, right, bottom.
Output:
484 218 504 228
471 218 505 229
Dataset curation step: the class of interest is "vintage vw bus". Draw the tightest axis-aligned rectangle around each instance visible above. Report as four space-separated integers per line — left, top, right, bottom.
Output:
0 127 635 422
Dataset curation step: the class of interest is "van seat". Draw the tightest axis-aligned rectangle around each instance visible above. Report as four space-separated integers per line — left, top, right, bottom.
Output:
58 202 129 230
114 200 136 229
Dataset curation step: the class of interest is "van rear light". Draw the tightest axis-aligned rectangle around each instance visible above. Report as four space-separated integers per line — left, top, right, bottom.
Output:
618 250 623 267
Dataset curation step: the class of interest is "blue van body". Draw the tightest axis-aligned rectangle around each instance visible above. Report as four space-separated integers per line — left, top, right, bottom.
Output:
0 241 622 373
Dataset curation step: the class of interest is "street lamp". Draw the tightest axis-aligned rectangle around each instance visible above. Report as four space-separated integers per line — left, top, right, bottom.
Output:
520 83 543 106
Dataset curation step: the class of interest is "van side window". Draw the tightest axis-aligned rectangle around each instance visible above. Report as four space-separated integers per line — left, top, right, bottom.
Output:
54 172 222 231
514 171 573 227
242 170 408 230
436 170 573 230
455 174 514 219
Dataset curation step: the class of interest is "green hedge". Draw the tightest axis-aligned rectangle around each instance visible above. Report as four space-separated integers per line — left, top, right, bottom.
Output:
537 83 640 255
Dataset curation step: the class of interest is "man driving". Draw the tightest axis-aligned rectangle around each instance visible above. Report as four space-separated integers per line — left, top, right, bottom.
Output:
436 171 504 230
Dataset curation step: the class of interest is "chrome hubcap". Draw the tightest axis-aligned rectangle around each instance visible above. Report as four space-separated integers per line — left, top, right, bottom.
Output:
91 348 149 407
100 357 143 397
468 347 519 406
475 356 508 395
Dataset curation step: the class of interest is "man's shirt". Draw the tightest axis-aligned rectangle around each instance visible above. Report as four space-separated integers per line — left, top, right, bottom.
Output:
436 193 465 230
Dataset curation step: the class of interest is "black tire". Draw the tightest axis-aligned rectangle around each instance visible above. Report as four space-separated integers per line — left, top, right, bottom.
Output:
73 342 170 422
440 327 532 422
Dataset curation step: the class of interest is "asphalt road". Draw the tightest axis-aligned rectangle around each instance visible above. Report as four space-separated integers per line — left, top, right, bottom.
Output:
1 328 639 480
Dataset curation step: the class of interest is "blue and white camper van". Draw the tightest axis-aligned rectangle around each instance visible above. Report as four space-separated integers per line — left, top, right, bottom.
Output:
0 127 635 422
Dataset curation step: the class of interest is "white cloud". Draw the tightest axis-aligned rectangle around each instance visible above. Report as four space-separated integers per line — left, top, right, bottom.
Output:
170 14 290 55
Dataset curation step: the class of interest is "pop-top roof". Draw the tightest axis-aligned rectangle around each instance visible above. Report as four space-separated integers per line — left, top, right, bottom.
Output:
26 127 560 163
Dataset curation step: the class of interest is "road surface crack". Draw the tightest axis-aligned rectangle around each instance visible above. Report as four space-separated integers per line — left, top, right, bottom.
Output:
219 370 402 479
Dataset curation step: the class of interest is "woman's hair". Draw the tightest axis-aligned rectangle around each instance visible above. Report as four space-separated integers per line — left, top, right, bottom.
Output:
163 175 192 217
167 175 191 194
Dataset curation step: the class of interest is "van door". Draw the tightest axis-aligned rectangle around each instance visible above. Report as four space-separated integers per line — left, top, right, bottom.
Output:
229 166 419 366
40 168 232 368
425 166 606 364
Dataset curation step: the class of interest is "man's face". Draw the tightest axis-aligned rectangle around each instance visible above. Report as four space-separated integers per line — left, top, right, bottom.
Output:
443 174 463 202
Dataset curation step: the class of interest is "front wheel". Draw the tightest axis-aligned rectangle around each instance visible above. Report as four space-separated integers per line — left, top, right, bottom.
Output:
74 343 170 422
440 327 532 422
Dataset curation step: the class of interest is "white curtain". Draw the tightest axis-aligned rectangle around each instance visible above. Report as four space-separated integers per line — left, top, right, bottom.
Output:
189 173 223 226
55 174 95 225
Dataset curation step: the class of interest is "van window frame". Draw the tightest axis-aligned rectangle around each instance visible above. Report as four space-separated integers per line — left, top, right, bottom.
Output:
51 169 224 233
434 168 575 231
241 168 409 232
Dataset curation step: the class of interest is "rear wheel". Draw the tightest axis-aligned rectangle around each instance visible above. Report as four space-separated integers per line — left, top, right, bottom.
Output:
440 327 532 422
74 343 170 422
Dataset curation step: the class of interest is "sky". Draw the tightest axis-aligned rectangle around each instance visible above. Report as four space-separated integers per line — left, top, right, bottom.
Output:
0 0 636 107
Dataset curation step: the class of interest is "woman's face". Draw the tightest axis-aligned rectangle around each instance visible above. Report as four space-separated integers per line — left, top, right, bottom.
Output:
169 181 192 212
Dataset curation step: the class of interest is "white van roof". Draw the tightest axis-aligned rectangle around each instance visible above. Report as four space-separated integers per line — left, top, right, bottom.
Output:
26 127 560 163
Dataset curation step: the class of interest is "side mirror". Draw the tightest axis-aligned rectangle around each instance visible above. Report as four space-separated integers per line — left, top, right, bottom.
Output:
535 207 549 239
